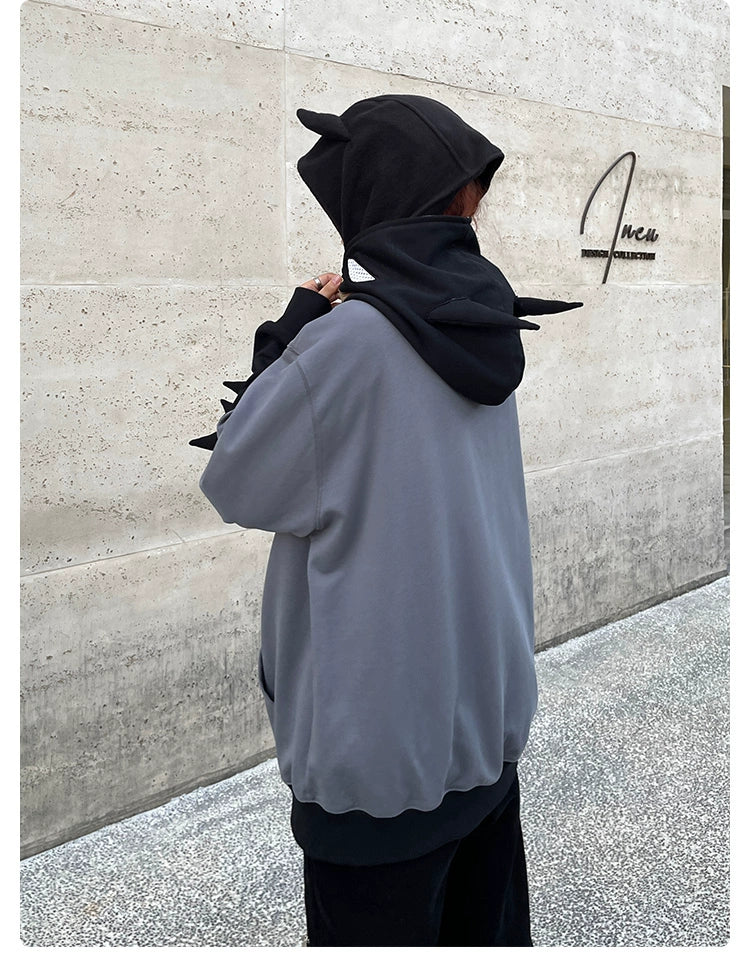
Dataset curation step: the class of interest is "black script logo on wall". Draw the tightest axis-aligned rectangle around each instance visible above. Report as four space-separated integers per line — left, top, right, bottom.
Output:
580 151 658 284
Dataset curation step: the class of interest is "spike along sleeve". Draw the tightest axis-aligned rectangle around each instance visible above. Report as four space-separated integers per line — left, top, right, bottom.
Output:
198 344 322 537
188 286 332 451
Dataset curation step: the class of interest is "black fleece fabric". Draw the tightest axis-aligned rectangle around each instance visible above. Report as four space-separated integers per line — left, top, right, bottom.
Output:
291 762 519 867
190 93 582 450
295 94 504 242
188 286 332 451
297 93 582 407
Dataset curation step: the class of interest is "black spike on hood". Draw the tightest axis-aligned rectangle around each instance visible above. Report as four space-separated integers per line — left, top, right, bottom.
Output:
296 93 582 406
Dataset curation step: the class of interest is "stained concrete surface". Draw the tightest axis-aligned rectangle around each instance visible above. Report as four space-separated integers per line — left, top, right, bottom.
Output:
20 575 729 947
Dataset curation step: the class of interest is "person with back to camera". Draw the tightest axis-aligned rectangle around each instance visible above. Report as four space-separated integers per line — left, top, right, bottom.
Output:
190 93 583 947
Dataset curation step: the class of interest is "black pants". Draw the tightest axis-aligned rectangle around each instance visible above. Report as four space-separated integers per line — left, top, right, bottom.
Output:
303 772 532 946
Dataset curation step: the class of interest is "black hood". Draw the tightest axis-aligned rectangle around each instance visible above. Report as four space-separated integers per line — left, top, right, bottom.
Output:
296 93 582 406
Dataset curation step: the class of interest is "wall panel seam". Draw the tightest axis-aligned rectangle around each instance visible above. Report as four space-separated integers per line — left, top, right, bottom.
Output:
524 432 724 476
282 49 725 141
22 0 285 52
21 2 725 140
22 426 723 579
20 528 268 580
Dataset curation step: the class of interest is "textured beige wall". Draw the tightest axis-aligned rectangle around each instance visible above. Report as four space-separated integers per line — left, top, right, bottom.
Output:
20 0 729 855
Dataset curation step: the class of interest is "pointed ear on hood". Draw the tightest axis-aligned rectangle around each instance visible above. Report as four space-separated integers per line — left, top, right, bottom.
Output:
296 108 351 142
296 93 505 244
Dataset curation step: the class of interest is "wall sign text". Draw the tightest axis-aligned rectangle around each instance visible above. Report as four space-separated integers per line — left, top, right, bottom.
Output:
580 151 658 283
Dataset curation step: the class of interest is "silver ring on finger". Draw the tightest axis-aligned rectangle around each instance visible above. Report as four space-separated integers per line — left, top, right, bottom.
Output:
313 276 323 289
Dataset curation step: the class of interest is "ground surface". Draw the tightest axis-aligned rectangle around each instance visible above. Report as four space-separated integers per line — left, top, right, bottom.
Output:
20 576 730 947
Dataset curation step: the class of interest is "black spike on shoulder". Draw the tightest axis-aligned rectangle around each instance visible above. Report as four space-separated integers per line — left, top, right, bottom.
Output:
220 398 235 413
514 296 584 317
427 298 540 331
188 432 218 451
223 379 249 395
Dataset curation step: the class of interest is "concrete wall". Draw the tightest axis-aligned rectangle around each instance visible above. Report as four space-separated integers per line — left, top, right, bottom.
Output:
20 0 729 856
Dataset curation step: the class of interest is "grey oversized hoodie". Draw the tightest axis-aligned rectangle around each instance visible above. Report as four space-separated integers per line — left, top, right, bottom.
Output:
200 296 537 817
196 94 582 818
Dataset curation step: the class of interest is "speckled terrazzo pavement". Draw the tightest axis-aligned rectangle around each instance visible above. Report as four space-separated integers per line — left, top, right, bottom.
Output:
20 575 729 947
521 575 729 946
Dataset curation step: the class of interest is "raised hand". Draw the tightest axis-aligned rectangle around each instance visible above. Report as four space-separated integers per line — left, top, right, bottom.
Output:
300 273 344 306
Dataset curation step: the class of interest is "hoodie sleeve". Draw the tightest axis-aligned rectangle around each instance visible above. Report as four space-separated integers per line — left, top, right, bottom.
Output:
251 286 332 375
188 286 332 451
198 344 322 537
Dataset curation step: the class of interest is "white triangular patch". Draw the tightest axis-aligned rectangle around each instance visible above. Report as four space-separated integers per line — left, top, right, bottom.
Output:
347 257 376 282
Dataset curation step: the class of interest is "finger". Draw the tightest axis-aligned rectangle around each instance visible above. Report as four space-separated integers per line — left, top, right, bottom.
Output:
301 272 337 290
313 274 343 301
320 274 342 294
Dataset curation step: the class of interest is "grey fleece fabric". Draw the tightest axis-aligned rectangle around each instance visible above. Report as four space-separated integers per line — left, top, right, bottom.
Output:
199 296 537 818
